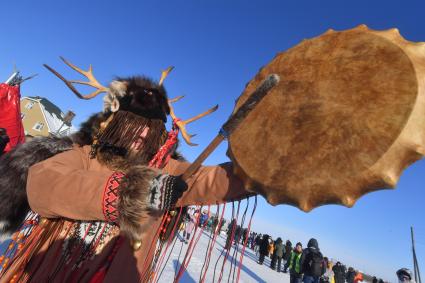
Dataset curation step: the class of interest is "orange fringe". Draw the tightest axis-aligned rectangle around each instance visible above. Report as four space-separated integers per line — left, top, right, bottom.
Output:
0 218 65 282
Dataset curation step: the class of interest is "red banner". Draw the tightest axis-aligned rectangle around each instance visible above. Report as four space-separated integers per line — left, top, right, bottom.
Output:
0 83 25 152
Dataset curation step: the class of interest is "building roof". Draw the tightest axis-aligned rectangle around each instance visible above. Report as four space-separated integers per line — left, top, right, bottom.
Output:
24 96 76 136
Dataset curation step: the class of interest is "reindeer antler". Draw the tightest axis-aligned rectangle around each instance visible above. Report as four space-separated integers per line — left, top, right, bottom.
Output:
43 56 109 100
169 96 218 146
159 66 174 86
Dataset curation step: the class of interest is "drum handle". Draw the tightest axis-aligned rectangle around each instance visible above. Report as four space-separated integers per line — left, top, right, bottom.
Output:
182 74 280 181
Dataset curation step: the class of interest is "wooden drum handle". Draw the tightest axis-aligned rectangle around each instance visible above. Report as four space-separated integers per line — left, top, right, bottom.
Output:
182 74 280 181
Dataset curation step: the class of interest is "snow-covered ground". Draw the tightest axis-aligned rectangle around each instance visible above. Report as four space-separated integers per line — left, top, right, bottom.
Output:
0 230 289 282
156 230 290 283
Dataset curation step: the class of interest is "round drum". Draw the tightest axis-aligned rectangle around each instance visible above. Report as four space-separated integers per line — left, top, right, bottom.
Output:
227 25 425 211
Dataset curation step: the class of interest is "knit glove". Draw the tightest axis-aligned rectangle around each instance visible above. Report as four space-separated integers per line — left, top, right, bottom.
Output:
147 174 187 211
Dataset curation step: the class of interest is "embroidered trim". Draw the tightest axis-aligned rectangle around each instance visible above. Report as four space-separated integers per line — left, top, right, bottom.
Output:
102 172 124 223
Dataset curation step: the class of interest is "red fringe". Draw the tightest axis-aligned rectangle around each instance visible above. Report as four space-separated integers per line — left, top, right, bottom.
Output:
218 201 241 283
200 204 226 283
236 197 257 282
149 121 179 169
175 206 211 282
152 207 183 282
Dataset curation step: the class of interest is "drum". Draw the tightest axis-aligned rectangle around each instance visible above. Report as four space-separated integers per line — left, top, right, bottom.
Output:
227 25 425 211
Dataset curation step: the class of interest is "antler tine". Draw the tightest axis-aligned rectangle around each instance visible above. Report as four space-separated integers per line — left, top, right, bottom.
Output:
60 56 109 97
168 96 218 146
159 66 174 86
184 105 218 124
43 57 109 100
168 95 184 103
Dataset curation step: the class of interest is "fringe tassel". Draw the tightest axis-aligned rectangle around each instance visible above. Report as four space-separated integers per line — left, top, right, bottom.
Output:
0 218 65 282
218 201 240 283
149 121 179 169
199 205 219 282
156 207 184 282
229 199 249 283
140 214 168 282
213 202 235 283
174 206 202 282
200 203 226 283
236 196 257 282
152 207 183 282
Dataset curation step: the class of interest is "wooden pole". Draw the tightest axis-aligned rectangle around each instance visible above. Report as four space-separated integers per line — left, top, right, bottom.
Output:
411 226 422 283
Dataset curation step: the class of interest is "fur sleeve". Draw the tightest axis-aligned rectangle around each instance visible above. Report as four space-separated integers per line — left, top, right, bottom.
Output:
117 165 159 244
0 137 73 234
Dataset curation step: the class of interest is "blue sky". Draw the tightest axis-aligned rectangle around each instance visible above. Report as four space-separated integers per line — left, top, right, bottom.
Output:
1 0 424 280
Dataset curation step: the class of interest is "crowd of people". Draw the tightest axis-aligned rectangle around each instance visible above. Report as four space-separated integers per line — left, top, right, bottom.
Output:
175 207 415 283
244 231 409 283
250 233 334 283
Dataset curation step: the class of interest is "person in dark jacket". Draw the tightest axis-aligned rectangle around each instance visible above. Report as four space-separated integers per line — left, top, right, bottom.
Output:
346 267 356 283
225 219 237 249
299 238 326 283
234 225 242 244
332 261 346 283
254 233 262 255
270 237 284 271
283 240 293 272
289 242 303 283
0 128 10 156
396 268 412 282
258 234 270 265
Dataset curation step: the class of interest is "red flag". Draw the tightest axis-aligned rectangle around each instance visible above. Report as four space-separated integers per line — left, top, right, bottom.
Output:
0 83 25 152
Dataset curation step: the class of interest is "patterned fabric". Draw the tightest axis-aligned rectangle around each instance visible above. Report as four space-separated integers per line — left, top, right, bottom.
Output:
147 174 184 211
102 172 124 223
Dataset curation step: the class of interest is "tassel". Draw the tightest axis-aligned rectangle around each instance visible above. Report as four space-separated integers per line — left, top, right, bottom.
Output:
218 201 241 283
236 196 257 282
200 204 226 283
149 120 179 169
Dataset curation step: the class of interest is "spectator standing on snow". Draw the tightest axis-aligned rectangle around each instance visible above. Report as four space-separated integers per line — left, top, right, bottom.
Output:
354 271 363 283
225 219 237 249
332 261 346 283
199 209 209 227
268 238 275 258
346 267 356 283
396 268 413 283
322 257 334 283
283 240 293 273
300 238 326 283
289 242 303 283
249 232 257 249
234 225 242 245
254 233 262 255
241 228 248 244
182 208 197 244
271 237 284 271
258 234 270 265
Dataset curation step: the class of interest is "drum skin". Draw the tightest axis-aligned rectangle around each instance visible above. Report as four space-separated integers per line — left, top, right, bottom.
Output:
227 25 425 211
